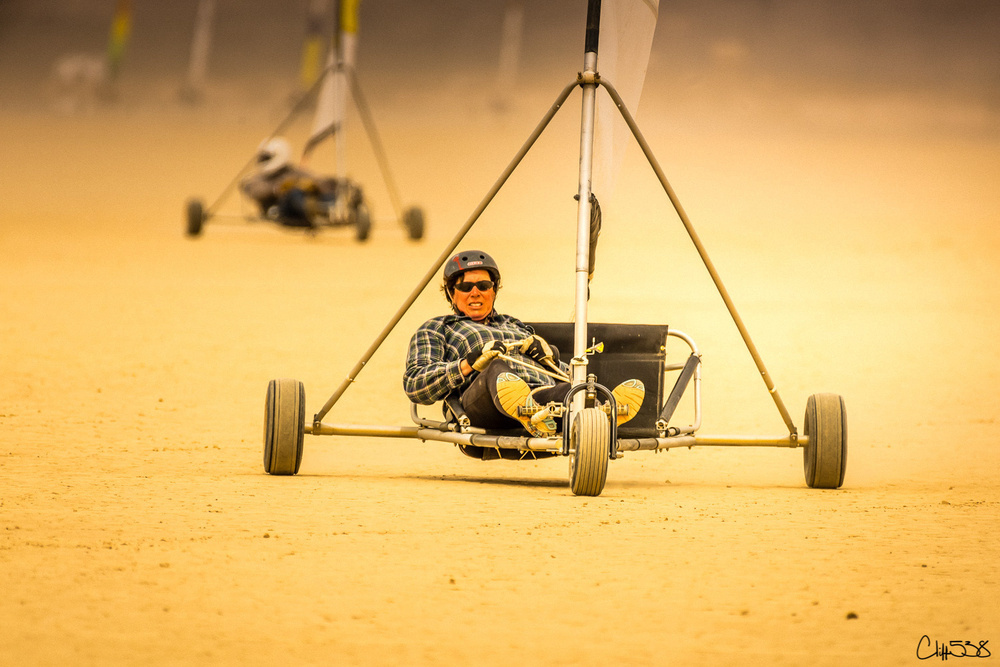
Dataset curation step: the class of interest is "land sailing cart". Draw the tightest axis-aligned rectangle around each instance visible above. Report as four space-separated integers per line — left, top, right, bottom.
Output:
263 0 847 496
184 1 425 242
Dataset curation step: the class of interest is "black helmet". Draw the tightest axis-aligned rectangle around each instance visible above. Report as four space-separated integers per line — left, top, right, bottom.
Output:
443 249 500 283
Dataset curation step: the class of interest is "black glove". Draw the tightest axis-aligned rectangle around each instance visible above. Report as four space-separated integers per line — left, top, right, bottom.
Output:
466 340 507 372
518 335 560 366
548 344 561 367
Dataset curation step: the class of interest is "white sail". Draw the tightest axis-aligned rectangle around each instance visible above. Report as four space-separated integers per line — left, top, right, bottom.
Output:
595 0 659 199
305 49 341 157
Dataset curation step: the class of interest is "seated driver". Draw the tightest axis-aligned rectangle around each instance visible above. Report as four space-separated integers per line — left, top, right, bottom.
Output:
239 136 346 228
403 249 644 437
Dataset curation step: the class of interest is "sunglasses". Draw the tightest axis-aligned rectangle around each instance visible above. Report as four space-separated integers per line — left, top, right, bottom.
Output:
454 280 495 293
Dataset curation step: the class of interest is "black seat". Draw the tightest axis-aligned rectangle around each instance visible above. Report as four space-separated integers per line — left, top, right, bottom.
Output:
434 322 670 442
528 322 669 439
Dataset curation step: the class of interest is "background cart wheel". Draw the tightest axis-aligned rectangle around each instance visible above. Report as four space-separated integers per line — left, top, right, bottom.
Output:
569 407 610 496
185 198 204 237
402 206 425 240
354 203 371 242
803 393 847 489
263 379 305 475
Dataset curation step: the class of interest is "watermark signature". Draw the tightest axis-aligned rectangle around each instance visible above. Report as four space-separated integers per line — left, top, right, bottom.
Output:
917 636 991 660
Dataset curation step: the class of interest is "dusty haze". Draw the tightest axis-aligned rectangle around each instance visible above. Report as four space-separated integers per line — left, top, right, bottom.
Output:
2 1 998 665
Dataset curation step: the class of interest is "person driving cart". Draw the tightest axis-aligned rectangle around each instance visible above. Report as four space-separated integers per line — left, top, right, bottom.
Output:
239 136 359 229
403 249 645 438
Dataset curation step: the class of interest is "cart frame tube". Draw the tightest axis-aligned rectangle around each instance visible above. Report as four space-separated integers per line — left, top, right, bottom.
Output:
599 79 798 438
574 65 598 388
312 70 799 439
304 421 806 451
312 80 580 425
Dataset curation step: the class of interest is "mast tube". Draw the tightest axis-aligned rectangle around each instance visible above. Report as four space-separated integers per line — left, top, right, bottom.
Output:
573 0 602 387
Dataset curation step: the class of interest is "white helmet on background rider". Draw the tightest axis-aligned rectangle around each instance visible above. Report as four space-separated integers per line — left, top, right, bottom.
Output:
255 137 291 175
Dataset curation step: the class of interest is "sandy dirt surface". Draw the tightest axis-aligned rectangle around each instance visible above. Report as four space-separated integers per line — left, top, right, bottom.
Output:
3 6 1000 664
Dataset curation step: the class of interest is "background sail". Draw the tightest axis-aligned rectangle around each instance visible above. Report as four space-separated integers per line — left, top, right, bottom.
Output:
595 0 659 200
180 0 216 102
299 0 329 93
493 0 525 111
105 0 132 83
339 0 360 71
304 0 361 161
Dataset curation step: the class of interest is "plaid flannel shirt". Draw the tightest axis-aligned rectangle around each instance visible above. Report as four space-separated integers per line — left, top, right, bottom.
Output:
403 311 558 405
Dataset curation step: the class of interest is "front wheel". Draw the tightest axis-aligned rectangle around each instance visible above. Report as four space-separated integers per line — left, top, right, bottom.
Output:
803 393 847 488
264 379 305 475
569 407 610 496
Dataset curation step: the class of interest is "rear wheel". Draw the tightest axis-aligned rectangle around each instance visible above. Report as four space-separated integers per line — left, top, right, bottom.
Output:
264 379 305 475
803 393 847 488
185 198 204 237
354 203 371 242
402 206 425 241
569 407 610 496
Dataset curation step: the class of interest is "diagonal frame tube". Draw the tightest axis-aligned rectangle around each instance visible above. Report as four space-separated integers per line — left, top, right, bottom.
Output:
598 78 797 436
348 68 405 221
312 80 580 424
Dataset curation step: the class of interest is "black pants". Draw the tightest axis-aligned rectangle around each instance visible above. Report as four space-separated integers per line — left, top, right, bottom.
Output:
277 189 334 228
459 359 571 430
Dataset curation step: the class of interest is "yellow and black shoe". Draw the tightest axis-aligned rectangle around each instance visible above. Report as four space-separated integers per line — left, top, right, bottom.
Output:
496 373 556 437
609 378 645 426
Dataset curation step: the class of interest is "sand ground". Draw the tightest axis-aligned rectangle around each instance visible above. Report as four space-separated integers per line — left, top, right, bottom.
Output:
2 53 1000 665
